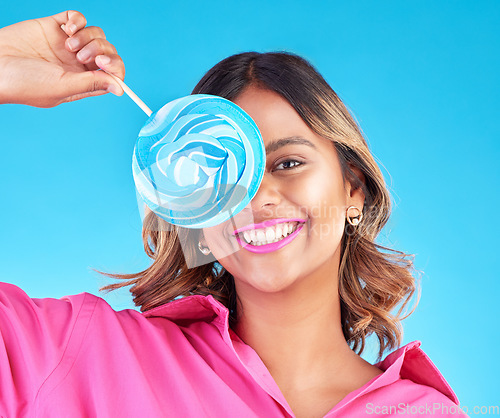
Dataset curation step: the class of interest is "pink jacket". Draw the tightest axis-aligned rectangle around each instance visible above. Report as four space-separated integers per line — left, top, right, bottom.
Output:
0 282 466 417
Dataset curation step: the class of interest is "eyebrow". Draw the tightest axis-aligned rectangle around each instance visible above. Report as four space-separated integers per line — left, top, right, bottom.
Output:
265 136 317 154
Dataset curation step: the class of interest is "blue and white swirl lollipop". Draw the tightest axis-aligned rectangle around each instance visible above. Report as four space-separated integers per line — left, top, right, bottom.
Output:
133 95 265 228
107 74 265 229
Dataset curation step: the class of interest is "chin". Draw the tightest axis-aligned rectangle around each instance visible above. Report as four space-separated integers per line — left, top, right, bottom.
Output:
233 268 301 294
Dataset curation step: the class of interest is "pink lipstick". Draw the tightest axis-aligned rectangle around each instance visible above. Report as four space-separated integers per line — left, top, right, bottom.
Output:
232 218 306 236
233 219 306 254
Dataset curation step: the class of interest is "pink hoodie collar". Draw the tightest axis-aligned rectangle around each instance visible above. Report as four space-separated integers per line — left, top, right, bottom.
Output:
375 340 459 404
143 294 459 407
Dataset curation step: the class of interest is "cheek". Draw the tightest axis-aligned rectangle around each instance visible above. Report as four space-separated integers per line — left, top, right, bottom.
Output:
200 234 244 284
202 225 239 261
287 169 347 245
286 169 347 219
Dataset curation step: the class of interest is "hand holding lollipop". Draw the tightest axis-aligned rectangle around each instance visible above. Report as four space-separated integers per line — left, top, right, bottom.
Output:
0 9 265 230
0 10 124 107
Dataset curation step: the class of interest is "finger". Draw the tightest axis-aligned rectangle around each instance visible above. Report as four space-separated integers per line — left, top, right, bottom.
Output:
61 88 108 104
65 26 106 53
76 38 117 66
52 10 87 36
96 54 126 81
56 70 121 103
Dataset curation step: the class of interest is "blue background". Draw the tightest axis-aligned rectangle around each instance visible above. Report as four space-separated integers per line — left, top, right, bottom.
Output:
1 0 498 411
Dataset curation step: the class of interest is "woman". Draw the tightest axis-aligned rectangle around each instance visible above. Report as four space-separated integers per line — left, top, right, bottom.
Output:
0 10 465 418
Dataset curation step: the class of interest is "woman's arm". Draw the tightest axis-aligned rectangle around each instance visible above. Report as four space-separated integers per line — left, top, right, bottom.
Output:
0 10 125 107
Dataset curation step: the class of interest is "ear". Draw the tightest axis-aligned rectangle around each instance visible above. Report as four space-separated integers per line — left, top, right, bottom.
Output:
346 164 366 212
198 230 207 246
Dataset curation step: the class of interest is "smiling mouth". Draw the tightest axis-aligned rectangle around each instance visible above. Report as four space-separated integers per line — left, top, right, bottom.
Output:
231 218 307 255
235 221 303 246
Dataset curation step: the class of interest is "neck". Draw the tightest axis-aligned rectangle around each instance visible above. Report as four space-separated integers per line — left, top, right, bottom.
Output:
233 258 358 390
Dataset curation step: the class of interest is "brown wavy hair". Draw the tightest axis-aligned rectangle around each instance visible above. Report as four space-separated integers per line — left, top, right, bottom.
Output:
100 52 420 361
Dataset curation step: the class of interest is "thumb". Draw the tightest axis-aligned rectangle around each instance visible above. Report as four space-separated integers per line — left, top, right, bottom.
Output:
58 70 123 102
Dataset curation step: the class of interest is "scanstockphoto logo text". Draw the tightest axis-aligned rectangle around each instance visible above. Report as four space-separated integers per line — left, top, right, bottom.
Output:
365 402 499 415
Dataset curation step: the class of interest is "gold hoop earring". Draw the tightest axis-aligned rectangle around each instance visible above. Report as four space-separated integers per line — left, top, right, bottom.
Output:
346 205 363 226
198 242 211 256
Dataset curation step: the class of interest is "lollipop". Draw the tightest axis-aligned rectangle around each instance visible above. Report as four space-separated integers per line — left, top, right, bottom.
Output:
106 74 265 229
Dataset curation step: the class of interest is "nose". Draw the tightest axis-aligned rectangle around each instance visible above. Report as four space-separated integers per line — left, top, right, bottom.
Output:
249 172 282 213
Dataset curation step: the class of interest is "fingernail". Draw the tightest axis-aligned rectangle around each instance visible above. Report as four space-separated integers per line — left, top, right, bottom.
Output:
97 55 111 66
77 49 90 62
68 23 77 34
67 38 79 51
107 84 121 96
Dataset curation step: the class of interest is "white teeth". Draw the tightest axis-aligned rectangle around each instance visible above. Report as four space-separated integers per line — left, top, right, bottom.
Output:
239 221 302 246
265 228 275 241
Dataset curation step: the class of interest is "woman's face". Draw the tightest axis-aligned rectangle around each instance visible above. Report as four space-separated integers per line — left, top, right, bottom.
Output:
202 86 365 295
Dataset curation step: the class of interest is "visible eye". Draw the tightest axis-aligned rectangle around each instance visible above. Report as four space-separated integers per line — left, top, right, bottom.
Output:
274 159 303 170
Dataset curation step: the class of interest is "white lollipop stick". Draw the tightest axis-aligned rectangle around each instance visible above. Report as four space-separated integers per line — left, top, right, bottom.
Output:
105 71 153 117
60 24 153 117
